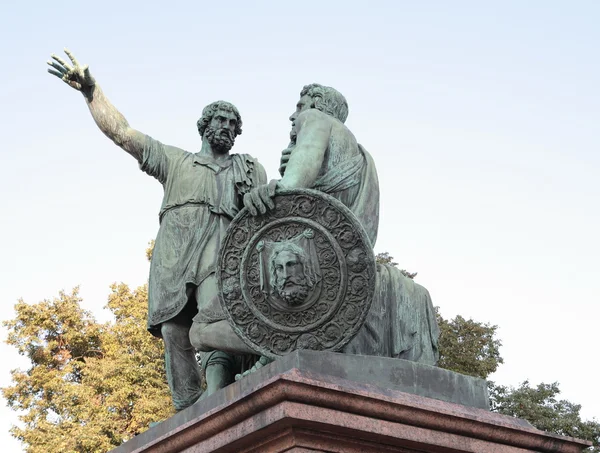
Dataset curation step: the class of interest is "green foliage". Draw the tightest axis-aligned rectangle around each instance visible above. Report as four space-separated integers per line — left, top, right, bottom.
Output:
146 240 155 262
436 308 503 379
374 251 398 267
374 252 417 279
2 285 173 453
490 381 600 451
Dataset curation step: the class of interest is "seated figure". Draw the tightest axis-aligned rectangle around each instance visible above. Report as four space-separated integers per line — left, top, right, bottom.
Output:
243 83 439 366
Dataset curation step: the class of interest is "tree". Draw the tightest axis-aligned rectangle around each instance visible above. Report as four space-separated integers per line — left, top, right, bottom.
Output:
146 239 155 261
2 284 173 453
374 251 417 279
436 309 503 379
490 381 600 452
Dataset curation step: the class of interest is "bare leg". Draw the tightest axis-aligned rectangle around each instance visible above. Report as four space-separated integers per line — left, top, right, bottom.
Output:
197 350 236 399
206 364 232 394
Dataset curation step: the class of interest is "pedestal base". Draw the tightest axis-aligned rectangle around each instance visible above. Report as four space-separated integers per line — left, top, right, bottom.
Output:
111 351 590 453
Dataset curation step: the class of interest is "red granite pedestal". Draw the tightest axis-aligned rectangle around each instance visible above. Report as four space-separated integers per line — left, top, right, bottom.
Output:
111 352 591 453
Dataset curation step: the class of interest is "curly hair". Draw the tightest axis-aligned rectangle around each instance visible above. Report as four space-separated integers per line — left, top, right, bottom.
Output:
197 101 243 137
300 84 349 123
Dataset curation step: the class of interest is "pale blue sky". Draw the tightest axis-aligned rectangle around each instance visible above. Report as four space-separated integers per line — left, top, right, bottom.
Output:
1 1 599 451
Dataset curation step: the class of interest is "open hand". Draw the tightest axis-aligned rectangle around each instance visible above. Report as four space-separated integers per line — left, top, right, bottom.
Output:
47 49 95 93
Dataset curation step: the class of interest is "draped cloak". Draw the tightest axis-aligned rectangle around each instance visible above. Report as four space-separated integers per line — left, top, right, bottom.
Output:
140 135 266 337
312 144 440 365
313 144 379 248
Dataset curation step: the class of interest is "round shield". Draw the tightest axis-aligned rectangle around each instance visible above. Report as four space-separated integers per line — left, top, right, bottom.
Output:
218 188 376 358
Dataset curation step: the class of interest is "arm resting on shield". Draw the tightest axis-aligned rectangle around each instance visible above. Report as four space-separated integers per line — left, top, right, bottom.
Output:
243 110 332 216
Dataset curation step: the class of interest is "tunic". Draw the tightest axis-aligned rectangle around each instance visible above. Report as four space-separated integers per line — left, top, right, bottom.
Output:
140 135 266 336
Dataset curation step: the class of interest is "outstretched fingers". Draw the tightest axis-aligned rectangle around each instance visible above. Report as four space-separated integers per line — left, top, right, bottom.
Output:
50 53 73 72
64 48 80 68
47 68 64 79
47 60 67 75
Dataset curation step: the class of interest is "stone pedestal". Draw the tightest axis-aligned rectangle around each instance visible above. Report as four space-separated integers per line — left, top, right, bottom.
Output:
111 351 591 453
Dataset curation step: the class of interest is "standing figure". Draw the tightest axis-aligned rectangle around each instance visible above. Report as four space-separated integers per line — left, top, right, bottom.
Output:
47 49 267 411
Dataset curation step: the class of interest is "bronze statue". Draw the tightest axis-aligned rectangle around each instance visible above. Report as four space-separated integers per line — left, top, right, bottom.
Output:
242 84 439 366
48 49 439 407
47 49 267 411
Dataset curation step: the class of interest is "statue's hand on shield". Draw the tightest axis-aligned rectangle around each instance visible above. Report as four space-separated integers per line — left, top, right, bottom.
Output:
47 49 95 94
243 179 279 216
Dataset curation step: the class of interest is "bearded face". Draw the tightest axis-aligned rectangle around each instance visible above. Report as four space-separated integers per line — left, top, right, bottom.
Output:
277 276 310 307
289 128 297 145
199 106 240 154
272 250 311 307
204 126 235 153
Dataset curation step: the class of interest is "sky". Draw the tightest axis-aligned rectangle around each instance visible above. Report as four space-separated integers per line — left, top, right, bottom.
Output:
1 1 599 451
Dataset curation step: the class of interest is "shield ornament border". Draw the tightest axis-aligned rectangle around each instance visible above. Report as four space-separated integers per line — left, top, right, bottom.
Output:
218 189 376 358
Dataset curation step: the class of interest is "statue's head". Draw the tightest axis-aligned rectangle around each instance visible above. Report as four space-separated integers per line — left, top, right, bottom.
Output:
269 242 316 307
288 84 348 143
197 101 243 153
295 83 349 121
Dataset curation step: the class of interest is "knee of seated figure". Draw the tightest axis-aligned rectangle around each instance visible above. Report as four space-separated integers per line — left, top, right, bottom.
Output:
189 321 212 352
161 321 188 344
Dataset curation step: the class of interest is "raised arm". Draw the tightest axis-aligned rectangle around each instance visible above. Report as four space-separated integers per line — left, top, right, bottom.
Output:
278 109 331 190
47 49 145 162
